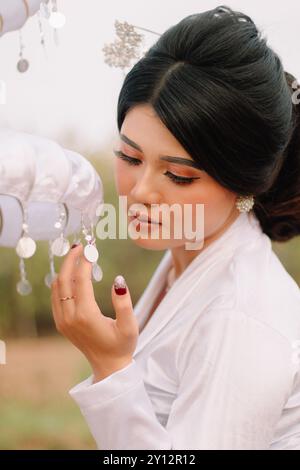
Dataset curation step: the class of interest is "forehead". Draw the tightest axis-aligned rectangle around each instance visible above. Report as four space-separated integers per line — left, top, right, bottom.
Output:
120 104 190 156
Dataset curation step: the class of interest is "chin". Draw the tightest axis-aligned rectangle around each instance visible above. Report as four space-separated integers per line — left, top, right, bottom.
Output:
130 237 171 251
129 232 186 251
127 220 186 250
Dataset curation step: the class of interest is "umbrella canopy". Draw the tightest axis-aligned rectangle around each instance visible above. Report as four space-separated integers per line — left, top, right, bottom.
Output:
0 127 104 293
0 0 43 36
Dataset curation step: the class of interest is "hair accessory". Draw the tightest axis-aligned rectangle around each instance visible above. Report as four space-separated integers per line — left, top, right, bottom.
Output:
284 71 300 104
235 195 255 213
101 11 254 73
102 20 160 75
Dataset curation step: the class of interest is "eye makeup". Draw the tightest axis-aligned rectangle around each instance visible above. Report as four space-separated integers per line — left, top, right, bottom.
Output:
113 149 201 186
119 133 204 171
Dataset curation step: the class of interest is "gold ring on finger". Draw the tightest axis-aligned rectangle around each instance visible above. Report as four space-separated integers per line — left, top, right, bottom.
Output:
60 295 76 302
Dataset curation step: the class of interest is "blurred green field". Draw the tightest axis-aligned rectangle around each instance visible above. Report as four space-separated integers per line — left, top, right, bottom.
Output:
0 336 96 449
0 398 94 449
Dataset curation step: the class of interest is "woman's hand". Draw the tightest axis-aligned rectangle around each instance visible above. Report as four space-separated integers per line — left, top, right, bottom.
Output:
50 243 139 382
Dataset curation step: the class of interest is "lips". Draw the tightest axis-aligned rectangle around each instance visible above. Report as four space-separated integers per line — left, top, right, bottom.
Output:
129 212 162 225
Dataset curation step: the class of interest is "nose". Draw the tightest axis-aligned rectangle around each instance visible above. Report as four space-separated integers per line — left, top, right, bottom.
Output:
130 166 162 206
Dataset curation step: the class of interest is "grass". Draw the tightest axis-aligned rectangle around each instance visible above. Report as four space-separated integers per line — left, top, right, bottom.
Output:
0 400 95 450
0 336 97 450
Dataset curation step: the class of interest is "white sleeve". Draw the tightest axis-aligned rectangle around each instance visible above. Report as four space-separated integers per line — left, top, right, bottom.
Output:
69 309 296 450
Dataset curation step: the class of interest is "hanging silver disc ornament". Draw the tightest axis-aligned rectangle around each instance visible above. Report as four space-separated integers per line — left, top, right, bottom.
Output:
51 235 70 257
92 262 103 282
16 279 32 295
40 0 51 19
44 272 57 288
45 238 57 287
16 236 37 258
16 258 32 296
84 243 99 263
17 58 30 73
95 202 104 217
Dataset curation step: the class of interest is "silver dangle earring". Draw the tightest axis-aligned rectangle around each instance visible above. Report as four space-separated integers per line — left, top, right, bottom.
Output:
235 195 255 213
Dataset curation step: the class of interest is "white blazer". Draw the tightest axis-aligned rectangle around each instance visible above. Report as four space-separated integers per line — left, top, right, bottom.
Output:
69 211 300 450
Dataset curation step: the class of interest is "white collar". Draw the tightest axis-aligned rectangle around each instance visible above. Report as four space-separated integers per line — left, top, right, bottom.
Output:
133 211 265 357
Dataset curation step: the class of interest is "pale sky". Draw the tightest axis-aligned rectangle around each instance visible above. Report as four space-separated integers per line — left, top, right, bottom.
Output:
0 0 299 154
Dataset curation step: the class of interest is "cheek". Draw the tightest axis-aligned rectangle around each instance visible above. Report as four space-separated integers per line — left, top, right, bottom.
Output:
172 181 235 235
198 183 236 235
167 184 206 232
113 161 135 194
201 182 235 213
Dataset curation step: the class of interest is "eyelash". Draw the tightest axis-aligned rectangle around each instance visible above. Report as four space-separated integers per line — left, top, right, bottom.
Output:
113 150 198 186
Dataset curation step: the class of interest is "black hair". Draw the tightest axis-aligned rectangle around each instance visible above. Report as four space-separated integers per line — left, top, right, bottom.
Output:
117 5 300 242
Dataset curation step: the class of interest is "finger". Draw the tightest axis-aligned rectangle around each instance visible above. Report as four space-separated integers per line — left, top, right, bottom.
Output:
73 248 95 308
51 278 63 331
111 275 138 337
57 243 82 320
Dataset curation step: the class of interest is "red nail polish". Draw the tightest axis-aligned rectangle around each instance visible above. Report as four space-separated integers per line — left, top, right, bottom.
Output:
114 275 127 295
71 243 78 249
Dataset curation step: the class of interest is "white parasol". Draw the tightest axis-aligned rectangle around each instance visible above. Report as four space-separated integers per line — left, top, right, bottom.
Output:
0 127 104 295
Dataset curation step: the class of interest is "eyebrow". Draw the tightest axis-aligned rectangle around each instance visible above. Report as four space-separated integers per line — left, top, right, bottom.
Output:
119 133 203 170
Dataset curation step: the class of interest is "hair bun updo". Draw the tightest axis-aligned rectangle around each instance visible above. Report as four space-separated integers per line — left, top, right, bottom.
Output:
254 71 300 241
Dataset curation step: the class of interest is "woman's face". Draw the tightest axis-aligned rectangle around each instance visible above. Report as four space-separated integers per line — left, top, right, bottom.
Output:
113 103 239 251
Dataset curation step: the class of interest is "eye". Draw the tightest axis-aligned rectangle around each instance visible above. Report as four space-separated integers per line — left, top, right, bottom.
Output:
113 150 200 186
163 170 199 186
113 150 141 166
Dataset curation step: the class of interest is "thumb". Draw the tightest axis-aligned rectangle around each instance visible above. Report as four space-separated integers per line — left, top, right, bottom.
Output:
111 275 138 336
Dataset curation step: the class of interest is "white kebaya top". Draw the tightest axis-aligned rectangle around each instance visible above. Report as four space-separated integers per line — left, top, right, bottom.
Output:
69 211 300 450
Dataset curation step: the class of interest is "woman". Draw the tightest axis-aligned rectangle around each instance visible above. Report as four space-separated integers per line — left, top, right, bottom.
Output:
51 6 300 449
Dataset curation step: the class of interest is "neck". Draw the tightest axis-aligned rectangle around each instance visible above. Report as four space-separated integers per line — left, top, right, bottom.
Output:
170 205 242 280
